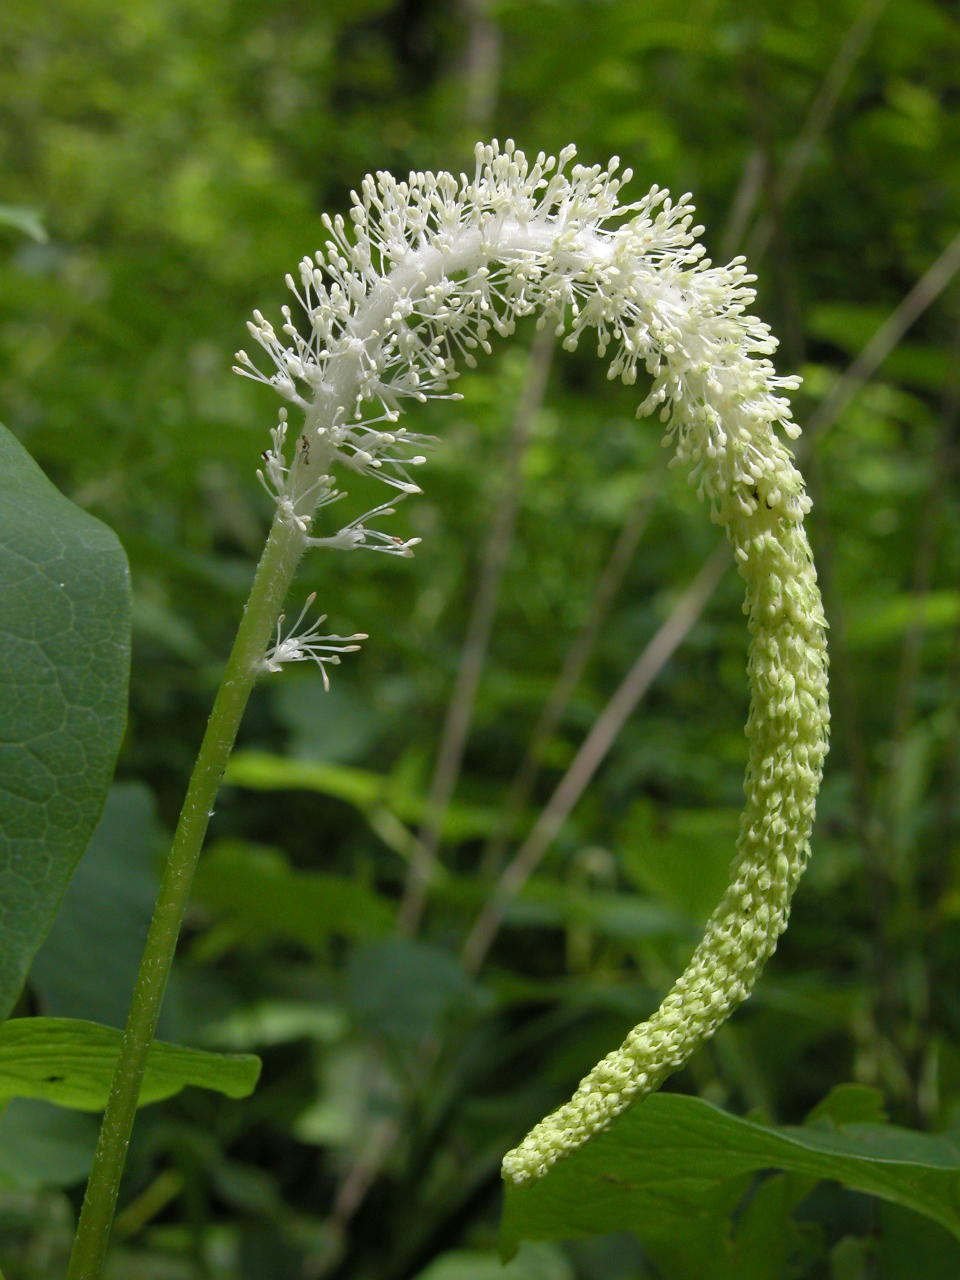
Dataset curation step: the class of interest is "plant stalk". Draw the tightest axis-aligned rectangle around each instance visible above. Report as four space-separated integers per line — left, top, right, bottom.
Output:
67 506 308 1280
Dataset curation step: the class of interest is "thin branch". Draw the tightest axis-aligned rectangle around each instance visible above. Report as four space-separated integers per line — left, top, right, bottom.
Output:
461 543 730 975
720 147 766 262
932 620 960 906
889 319 960 773
458 0 502 132
719 0 885 266
747 0 889 262
806 448 888 938
477 489 655 881
887 318 960 1123
740 45 807 367
804 230 960 444
398 328 554 935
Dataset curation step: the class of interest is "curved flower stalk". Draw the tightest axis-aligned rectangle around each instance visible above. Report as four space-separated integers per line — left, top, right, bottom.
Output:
237 141 830 1184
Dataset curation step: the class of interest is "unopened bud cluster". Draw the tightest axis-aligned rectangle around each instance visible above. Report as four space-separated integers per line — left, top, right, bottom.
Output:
236 141 829 1185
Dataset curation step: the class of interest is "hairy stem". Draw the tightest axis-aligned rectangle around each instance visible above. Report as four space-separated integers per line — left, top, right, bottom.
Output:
67 505 310 1280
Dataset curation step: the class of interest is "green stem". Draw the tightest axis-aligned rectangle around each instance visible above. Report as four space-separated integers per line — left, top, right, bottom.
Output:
67 508 308 1280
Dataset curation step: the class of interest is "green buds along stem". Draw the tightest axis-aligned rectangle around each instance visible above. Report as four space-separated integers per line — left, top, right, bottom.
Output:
240 140 830 1185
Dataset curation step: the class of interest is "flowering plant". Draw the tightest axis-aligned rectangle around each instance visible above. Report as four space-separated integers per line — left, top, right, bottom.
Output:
61 140 827 1274
233 138 830 1181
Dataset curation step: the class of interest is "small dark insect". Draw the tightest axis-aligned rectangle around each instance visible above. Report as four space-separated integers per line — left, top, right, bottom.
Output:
299 434 311 464
43 1074 65 1083
750 485 775 510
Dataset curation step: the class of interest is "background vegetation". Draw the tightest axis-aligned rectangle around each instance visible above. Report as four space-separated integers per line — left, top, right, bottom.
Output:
2 0 960 1275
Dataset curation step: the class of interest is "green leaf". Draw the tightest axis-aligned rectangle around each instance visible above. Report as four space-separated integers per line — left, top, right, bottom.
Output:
502 876 693 942
204 1000 348 1051
191 840 393 955
500 1092 960 1277
0 1018 260 1110
845 591 960 649
272 675 378 763
0 424 131 1019
346 938 483 1050
874 1200 960 1278
0 1100 97 1189
807 303 952 391
415 1242 574 1280
0 205 48 243
727 1172 816 1280
618 799 740 924
806 1082 889 1127
225 750 496 841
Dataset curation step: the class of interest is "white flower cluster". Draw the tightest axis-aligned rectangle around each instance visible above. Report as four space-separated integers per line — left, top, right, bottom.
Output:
236 141 829 1185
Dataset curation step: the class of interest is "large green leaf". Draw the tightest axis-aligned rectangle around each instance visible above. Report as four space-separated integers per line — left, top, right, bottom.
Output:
0 424 131 1019
500 1089 960 1277
0 1018 260 1111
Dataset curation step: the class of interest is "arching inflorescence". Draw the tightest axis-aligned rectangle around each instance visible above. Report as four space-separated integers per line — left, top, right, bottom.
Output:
235 140 830 1185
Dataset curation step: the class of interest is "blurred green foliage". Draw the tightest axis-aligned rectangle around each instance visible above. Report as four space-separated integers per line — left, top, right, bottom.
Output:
2 0 960 1275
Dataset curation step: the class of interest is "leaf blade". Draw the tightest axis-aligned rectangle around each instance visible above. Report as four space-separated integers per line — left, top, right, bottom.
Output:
501 1092 960 1272
0 1018 260 1110
0 424 131 1018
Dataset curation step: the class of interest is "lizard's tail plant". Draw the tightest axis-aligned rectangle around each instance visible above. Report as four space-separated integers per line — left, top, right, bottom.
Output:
70 139 828 1278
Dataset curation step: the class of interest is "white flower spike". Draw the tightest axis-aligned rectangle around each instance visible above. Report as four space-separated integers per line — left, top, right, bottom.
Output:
237 140 829 1184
